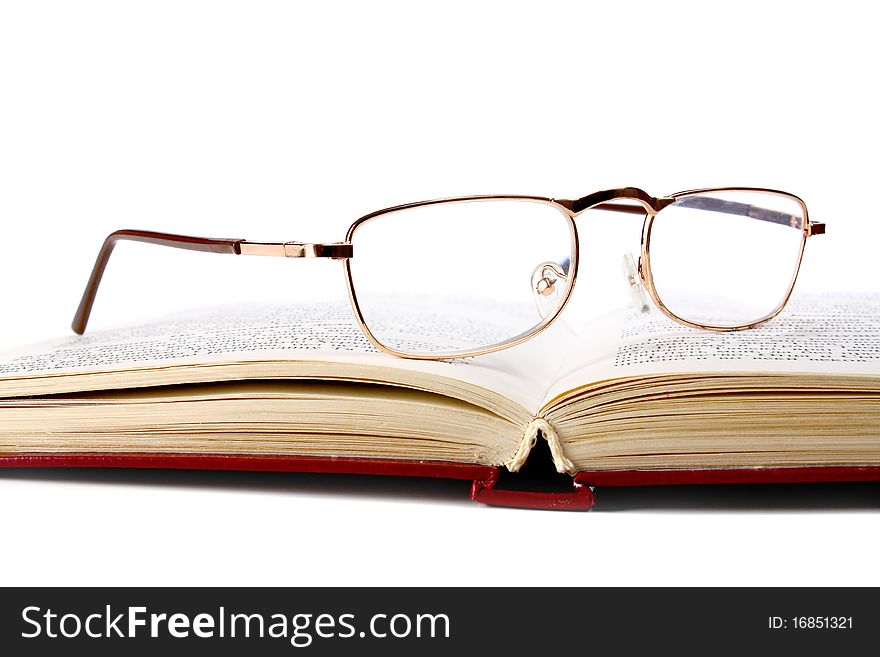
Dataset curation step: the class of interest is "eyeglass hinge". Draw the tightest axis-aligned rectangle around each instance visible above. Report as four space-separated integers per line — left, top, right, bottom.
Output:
240 242 353 258
283 242 353 258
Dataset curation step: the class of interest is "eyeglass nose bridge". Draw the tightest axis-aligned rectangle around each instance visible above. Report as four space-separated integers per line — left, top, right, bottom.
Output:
554 187 676 217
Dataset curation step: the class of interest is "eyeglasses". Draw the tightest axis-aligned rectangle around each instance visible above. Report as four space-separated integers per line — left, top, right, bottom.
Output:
71 186 825 359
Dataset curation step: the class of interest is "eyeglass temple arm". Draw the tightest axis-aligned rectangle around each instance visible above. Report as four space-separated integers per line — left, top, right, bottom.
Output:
593 198 826 235
71 229 352 334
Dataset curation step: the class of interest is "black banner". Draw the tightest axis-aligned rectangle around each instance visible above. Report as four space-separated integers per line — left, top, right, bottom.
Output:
0 587 876 655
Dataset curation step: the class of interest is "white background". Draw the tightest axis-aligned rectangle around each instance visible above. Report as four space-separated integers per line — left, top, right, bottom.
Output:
1 1 878 585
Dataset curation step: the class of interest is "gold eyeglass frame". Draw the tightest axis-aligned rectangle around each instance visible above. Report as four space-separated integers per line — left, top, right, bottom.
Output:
71 186 825 360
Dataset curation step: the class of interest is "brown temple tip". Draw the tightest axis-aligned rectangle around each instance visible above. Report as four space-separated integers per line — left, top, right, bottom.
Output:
71 232 118 335
70 229 245 335
71 300 90 334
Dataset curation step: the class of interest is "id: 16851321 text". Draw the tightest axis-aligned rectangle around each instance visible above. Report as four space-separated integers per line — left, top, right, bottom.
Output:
768 617 853 630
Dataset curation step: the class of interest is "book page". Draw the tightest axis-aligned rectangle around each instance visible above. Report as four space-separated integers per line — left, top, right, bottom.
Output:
0 300 575 416
543 292 880 408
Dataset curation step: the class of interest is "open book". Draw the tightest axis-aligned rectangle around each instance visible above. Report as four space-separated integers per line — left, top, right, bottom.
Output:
1 293 879 509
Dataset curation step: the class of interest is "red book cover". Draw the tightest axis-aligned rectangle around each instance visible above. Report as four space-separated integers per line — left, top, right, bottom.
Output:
4 450 879 510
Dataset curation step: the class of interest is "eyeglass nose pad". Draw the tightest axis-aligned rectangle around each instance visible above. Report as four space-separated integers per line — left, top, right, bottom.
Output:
622 252 650 313
531 261 569 319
